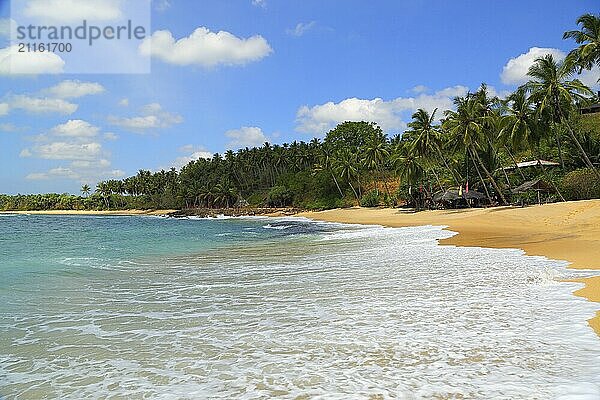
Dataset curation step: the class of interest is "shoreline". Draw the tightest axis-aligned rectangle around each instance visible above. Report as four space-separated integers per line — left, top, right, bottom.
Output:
3 202 599 336
0 209 178 216
298 200 600 336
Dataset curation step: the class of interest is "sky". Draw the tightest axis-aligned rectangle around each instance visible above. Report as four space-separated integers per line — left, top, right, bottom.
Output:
0 0 598 194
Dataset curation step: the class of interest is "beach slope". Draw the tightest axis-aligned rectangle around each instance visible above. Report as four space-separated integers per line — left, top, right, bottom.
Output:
299 200 600 335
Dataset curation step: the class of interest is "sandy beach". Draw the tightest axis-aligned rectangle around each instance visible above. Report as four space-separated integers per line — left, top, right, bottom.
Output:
299 200 600 336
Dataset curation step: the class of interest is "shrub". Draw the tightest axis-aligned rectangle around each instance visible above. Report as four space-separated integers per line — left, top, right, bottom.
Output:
266 186 294 207
360 190 381 207
561 168 600 200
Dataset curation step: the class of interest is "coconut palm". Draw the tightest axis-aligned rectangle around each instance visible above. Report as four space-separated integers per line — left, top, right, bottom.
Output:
564 13 600 76
408 108 462 186
362 131 390 196
80 184 91 198
444 96 508 204
334 148 360 202
522 54 597 174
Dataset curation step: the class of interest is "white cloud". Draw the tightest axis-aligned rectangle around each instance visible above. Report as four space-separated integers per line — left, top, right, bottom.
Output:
26 141 103 160
108 103 183 132
295 86 469 135
252 0 266 8
26 164 124 183
23 0 122 23
7 95 77 114
170 145 213 169
0 45 65 75
103 132 119 140
286 21 316 37
577 68 600 88
501 47 566 85
225 126 268 149
410 85 429 94
501 46 600 88
44 80 105 99
51 120 100 138
0 102 9 116
118 98 129 107
139 27 272 67
19 148 32 157
0 123 19 132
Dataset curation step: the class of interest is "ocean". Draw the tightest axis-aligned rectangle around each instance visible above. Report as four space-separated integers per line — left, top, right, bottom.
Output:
1 214 599 399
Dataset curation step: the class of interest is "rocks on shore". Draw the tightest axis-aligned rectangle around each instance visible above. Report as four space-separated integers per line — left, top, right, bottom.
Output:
167 207 301 218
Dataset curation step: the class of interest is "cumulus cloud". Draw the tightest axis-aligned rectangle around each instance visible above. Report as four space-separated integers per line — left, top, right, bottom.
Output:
169 145 213 169
51 120 100 138
108 103 183 132
118 98 129 107
7 95 77 114
44 80 105 99
0 45 65 75
286 21 316 37
26 141 103 161
501 46 600 88
103 132 119 140
252 0 266 8
225 126 268 149
23 0 122 23
139 27 273 68
296 86 469 135
26 164 125 183
501 47 566 85
0 102 9 116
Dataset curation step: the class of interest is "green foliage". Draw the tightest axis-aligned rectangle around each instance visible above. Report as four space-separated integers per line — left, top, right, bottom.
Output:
4 14 600 211
266 186 293 207
561 168 600 200
359 190 381 207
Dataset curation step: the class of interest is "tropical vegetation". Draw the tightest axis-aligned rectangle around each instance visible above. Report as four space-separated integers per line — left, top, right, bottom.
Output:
2 14 600 212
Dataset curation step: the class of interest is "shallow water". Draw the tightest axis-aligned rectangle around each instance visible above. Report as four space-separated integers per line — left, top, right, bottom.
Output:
1 215 599 399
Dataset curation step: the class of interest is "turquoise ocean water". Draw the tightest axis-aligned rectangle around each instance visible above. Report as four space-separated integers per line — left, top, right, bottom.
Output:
1 214 600 399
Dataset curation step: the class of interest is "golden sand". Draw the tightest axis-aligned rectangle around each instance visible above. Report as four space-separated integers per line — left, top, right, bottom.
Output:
299 200 600 336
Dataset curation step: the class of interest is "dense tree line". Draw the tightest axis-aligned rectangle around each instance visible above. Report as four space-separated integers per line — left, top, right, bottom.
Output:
2 14 600 212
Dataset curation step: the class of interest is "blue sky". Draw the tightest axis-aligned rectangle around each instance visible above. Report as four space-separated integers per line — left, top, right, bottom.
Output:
0 0 598 194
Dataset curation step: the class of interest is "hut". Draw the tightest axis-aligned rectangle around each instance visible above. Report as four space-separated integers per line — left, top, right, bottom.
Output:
512 179 554 205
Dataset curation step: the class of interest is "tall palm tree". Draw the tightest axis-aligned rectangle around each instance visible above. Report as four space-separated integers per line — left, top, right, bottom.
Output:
564 13 600 76
522 54 597 174
408 108 461 186
362 131 390 196
334 148 360 202
81 184 91 198
444 96 508 204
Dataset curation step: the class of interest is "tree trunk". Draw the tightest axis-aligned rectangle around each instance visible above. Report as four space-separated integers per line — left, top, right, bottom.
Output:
563 120 600 178
471 146 507 205
435 144 462 184
470 148 493 203
504 145 526 181
331 171 344 198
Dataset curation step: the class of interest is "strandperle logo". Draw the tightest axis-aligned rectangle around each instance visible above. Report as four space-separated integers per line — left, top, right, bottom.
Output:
16 20 147 47
7 0 152 74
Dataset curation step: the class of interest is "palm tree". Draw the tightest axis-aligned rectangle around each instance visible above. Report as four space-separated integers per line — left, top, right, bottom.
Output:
564 14 600 77
334 148 360 202
81 184 91 198
522 54 597 174
362 131 390 196
444 96 508 204
408 108 461 186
